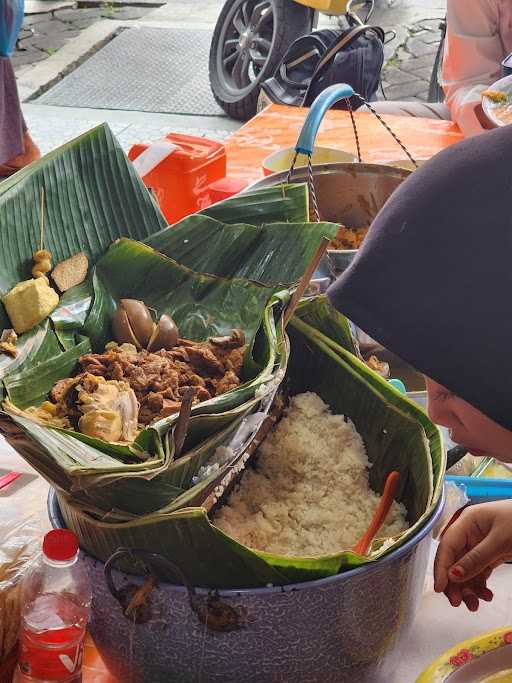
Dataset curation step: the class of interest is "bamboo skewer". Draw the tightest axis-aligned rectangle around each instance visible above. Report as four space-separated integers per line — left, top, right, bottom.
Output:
39 188 45 252
32 188 52 280
283 237 330 328
173 387 195 460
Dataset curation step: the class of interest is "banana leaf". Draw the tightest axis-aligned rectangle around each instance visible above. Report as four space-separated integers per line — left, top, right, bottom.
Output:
0 124 165 301
0 124 334 517
294 295 358 356
54 299 443 588
0 122 165 390
2 307 287 515
145 216 335 285
201 183 309 225
57 499 289 588
293 296 445 506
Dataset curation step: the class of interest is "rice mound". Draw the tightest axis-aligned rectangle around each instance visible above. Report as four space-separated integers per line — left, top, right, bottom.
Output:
214 392 408 556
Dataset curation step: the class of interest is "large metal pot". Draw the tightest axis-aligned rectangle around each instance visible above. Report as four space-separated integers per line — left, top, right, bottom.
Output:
48 490 443 683
249 162 410 276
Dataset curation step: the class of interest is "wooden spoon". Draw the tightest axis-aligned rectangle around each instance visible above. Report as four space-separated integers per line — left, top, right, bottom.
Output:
352 470 400 556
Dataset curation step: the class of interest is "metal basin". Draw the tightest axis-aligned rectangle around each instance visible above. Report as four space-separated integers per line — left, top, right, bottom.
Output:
249 163 411 276
48 490 443 683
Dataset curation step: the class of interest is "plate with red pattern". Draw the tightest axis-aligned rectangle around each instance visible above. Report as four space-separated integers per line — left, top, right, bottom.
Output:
417 627 512 682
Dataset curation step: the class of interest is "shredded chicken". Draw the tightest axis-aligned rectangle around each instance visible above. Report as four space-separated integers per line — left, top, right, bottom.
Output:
49 329 246 428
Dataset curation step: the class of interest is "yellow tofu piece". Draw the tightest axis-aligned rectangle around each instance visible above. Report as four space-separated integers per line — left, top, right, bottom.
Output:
3 278 60 334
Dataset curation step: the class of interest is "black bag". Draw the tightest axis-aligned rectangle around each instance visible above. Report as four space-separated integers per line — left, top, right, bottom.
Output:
261 25 385 110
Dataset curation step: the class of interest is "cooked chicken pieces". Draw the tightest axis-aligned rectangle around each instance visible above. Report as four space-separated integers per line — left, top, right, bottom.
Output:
44 330 247 433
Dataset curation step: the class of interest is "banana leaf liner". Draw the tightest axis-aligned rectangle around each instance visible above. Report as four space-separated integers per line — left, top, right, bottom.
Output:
293 296 445 505
53 298 444 589
0 237 304 510
55 324 289 519
0 125 337 512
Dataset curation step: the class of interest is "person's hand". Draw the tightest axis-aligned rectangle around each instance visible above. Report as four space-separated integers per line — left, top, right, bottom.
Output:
434 501 512 611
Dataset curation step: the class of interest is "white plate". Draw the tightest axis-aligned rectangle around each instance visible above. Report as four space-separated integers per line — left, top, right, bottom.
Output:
481 75 512 127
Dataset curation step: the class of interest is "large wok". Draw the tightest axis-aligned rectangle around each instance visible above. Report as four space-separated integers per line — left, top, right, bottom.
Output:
249 162 411 276
249 82 416 276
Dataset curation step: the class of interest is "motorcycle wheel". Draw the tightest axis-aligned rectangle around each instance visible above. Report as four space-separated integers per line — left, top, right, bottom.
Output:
209 0 313 121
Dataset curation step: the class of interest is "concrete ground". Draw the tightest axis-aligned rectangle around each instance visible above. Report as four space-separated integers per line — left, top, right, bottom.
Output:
11 0 446 155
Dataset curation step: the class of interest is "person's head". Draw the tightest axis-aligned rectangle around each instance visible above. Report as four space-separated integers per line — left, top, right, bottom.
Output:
425 378 512 461
327 126 512 461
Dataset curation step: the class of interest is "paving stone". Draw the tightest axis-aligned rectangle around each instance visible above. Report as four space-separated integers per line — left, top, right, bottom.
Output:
54 7 103 20
78 0 163 6
421 32 443 45
18 27 35 41
418 18 445 32
102 6 151 20
31 35 69 52
30 19 68 34
400 53 437 72
415 90 429 102
407 36 438 58
381 67 420 86
23 14 54 26
11 49 47 67
68 16 100 29
17 35 40 49
407 65 436 81
384 81 429 100
25 0 75 14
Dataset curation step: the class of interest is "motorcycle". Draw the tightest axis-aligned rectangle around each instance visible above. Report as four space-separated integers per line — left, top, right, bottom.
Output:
209 0 375 120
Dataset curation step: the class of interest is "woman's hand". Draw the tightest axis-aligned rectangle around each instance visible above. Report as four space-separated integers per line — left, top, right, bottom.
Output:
434 501 512 611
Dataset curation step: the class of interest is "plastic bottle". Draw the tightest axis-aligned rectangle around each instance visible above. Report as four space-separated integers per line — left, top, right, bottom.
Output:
14 529 91 683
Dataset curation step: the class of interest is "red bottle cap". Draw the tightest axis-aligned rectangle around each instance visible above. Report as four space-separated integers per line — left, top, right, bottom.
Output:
43 529 79 562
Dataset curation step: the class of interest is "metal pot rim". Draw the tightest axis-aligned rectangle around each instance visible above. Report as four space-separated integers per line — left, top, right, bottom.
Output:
246 162 412 191
47 488 444 597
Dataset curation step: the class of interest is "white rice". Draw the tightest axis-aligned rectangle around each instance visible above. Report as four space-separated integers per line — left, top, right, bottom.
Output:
214 392 408 556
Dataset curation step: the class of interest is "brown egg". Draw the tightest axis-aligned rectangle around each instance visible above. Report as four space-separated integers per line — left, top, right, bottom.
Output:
120 299 154 348
112 307 141 349
147 314 179 352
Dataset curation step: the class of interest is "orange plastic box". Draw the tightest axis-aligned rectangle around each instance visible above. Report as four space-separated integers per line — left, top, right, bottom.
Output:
129 133 227 224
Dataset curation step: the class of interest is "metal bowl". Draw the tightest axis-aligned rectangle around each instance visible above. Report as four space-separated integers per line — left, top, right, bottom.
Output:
48 489 444 683
249 162 411 276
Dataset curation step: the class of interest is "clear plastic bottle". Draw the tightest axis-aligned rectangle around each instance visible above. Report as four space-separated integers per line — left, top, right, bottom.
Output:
14 529 91 683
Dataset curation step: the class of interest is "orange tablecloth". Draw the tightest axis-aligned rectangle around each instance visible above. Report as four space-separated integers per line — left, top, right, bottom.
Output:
225 104 464 184
83 636 117 682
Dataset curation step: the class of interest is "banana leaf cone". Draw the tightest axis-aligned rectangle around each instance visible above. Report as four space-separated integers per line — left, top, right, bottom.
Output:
52 297 445 589
0 124 337 512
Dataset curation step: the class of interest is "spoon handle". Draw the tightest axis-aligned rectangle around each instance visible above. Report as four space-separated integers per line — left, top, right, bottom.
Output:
353 470 400 556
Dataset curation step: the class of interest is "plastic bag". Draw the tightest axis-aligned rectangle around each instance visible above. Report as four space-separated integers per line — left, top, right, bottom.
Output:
0 511 40 666
433 480 469 540
423 481 469 595
0 0 24 57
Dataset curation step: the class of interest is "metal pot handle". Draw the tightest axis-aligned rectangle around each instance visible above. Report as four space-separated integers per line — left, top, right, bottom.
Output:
288 84 419 223
294 83 418 167
104 547 197 623
104 548 249 632
295 83 355 156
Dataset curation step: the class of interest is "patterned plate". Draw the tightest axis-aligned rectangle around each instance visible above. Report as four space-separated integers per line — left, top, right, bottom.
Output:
417 627 512 682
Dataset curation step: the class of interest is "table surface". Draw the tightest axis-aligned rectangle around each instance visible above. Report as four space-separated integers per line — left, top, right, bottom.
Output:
1 110 500 683
225 104 464 184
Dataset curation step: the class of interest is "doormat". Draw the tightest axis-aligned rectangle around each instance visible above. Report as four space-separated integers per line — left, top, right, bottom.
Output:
37 26 224 116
